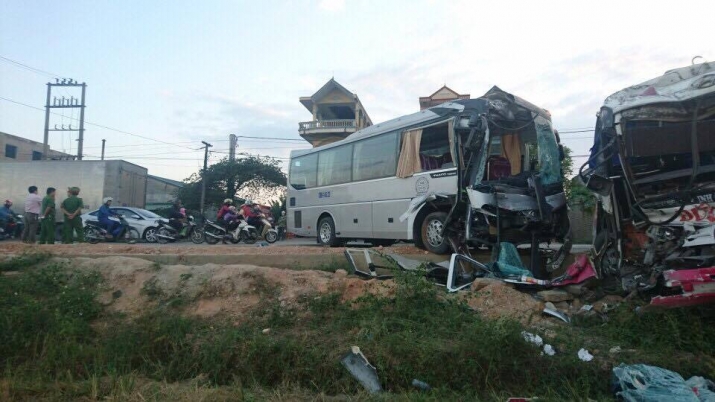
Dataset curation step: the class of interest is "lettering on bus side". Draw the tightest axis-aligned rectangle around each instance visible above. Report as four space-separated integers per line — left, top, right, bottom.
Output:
319 191 331 199
430 171 457 178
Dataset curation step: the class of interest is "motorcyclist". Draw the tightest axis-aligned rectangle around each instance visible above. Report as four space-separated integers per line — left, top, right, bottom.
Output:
240 199 271 238
98 197 122 239
0 200 23 238
168 200 186 234
221 206 241 244
217 198 232 222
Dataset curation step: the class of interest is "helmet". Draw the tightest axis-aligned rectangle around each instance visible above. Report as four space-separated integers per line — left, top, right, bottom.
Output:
223 198 233 205
3 200 11 206
103 197 113 204
245 199 254 205
229 206 237 212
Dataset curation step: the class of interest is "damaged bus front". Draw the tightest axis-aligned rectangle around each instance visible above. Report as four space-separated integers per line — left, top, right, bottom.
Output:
418 87 571 280
582 61 715 306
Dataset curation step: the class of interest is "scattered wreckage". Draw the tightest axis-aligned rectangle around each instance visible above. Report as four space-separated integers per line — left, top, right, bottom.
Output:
346 62 715 310
581 59 715 308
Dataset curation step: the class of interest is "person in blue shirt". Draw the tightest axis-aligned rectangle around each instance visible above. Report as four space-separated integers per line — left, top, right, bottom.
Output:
98 197 122 239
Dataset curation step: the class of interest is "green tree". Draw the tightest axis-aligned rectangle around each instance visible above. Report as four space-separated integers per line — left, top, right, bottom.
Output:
562 146 595 212
178 156 286 212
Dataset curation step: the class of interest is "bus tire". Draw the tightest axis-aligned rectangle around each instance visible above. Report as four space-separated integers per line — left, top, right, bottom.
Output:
421 211 450 255
317 216 339 247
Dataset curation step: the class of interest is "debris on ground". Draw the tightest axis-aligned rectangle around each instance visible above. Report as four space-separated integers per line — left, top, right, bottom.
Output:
612 363 715 402
340 346 382 394
411 379 431 391
542 344 556 356
577 348 594 362
522 331 543 347
542 307 570 324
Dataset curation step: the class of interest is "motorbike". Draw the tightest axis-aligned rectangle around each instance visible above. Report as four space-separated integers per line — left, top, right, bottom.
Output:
203 216 278 245
85 215 140 244
155 216 204 244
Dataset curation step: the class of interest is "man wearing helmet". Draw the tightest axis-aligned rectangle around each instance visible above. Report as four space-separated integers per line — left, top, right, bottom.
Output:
0 199 23 238
98 197 122 239
217 198 233 222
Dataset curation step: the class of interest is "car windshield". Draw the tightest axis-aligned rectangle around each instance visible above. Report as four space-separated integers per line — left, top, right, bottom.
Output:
139 209 162 219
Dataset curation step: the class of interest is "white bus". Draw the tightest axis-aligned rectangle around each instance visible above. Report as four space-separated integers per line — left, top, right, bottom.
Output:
288 87 569 262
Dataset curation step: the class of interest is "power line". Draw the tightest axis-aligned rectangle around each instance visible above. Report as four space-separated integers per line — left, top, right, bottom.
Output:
0 95 196 151
0 55 65 79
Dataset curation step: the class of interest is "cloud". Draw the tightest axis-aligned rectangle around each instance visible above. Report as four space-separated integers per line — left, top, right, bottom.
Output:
318 0 345 12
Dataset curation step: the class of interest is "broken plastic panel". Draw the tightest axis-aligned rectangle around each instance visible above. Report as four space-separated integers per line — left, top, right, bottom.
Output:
535 116 561 185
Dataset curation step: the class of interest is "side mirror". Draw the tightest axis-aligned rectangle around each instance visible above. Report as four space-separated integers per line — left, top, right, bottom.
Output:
131 215 141 220
586 174 614 196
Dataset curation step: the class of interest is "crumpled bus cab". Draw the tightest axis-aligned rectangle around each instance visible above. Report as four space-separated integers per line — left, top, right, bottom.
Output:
435 87 570 279
581 60 715 306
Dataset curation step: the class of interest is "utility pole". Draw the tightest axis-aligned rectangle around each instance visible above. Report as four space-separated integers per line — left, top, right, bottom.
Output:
200 141 213 216
43 79 87 160
101 139 106 160
227 134 238 201
229 133 237 162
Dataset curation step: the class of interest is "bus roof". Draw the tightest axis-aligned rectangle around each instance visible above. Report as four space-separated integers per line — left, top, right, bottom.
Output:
290 86 551 158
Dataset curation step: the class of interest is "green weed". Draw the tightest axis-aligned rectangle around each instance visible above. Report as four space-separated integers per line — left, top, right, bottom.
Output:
0 251 50 272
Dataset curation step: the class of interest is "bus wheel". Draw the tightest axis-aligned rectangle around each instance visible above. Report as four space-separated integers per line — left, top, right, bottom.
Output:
421 211 450 254
317 216 339 247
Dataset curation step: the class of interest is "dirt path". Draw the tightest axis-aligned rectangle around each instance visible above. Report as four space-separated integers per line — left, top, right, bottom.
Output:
0 242 427 256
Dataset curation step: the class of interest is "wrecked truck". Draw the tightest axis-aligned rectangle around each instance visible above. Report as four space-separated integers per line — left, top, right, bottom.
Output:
289 87 570 280
581 60 715 306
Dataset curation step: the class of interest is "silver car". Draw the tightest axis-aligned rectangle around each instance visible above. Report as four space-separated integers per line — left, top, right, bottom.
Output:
81 207 168 242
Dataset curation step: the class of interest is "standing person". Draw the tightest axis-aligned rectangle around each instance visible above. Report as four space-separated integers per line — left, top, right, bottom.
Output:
61 187 84 244
277 210 287 240
39 187 57 244
22 186 42 244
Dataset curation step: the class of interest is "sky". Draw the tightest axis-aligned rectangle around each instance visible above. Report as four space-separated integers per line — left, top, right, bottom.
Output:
1 0 713 181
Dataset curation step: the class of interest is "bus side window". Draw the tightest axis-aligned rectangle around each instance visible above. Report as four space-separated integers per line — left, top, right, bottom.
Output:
353 132 398 181
290 154 318 189
419 124 451 171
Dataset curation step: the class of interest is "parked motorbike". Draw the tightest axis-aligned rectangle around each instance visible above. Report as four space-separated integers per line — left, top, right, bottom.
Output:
85 215 140 244
155 216 204 244
203 217 278 245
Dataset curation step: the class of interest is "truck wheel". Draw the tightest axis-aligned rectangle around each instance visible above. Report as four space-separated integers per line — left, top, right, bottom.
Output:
421 211 450 255
317 216 339 247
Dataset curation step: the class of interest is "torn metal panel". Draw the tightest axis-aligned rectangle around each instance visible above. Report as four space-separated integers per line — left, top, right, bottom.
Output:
650 267 715 308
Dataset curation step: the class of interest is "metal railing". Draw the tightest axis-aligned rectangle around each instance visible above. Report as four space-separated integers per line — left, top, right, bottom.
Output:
299 119 356 130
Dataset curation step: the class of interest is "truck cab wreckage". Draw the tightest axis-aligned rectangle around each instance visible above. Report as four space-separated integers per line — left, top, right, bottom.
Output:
581 60 715 307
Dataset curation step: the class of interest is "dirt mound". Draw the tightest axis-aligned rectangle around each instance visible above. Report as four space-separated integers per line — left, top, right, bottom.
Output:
460 280 546 325
56 257 401 320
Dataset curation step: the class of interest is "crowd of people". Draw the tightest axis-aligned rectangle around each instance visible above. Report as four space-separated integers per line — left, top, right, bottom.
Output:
0 186 85 244
0 190 287 245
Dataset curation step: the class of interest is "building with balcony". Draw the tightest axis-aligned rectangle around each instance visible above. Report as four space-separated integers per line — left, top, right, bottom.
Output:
299 79 372 147
419 85 470 110
0 131 73 163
